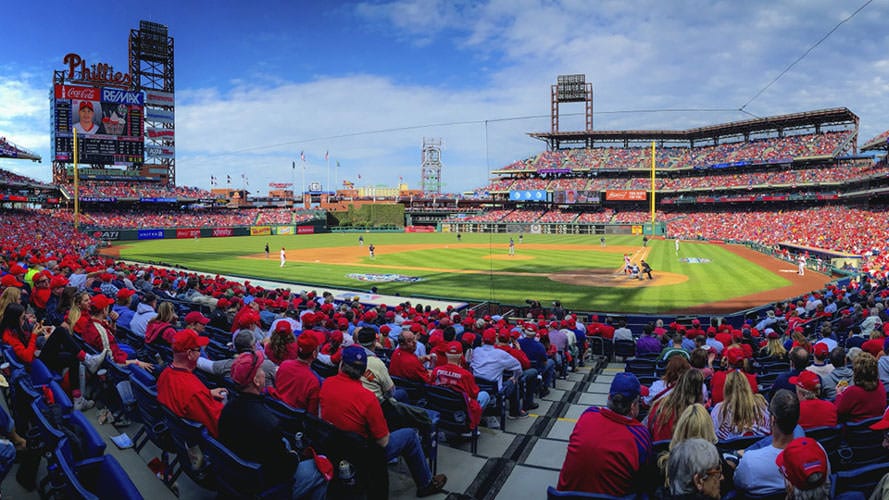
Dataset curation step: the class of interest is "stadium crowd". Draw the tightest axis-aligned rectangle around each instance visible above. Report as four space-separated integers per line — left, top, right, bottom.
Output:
61 181 216 200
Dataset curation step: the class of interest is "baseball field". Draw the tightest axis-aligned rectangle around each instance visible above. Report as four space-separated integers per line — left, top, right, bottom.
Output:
109 233 831 314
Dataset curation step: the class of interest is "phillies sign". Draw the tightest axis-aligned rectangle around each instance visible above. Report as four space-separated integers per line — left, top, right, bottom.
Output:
63 53 131 87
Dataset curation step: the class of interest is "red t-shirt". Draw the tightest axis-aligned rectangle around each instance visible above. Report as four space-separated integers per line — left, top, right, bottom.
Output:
157 366 224 437
2 328 37 363
557 407 651 496
647 400 678 442
709 369 758 404
836 382 887 423
431 364 482 428
80 318 128 364
798 398 838 429
389 348 430 383
319 372 388 440
271 359 320 415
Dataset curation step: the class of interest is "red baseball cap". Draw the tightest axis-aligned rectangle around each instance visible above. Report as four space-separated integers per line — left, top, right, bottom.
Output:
172 328 210 352
776 438 828 491
79 101 94 111
230 351 265 386
274 321 292 334
184 311 210 325
725 347 745 366
90 294 115 311
445 341 463 355
297 333 319 356
482 329 497 344
50 275 70 289
789 370 820 392
813 343 829 358
1 274 23 288
116 288 136 299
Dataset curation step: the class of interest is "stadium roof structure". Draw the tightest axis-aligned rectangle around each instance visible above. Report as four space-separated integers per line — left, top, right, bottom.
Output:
0 137 41 162
861 129 889 152
530 107 859 149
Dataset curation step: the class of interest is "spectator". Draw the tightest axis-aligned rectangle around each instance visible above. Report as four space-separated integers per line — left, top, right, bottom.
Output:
129 292 158 337
758 329 787 360
113 289 136 330
776 438 831 499
666 438 722 499
636 324 661 356
471 329 527 418
197 330 278 386
770 347 810 399
271 333 321 414
613 320 633 342
219 350 328 499
431 341 490 429
319 346 446 497
557 373 651 496
836 352 886 423
518 327 555 395
157 329 226 437
657 404 734 498
805 342 833 379
733 390 800 497
646 355 690 406
264 321 298 366
389 330 431 384
144 301 178 347
792 370 837 429
647 369 705 442
711 370 770 440
659 334 691 362
822 347 856 401
710 347 758 406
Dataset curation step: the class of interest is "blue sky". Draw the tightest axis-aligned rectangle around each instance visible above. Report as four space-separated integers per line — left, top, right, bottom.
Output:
1 0 887 194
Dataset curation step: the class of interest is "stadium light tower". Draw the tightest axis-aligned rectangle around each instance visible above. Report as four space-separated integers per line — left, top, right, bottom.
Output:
420 137 443 195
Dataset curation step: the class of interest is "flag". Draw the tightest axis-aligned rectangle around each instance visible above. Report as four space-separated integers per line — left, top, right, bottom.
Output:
292 161 295 170
227 174 231 184
324 150 329 161
336 160 340 167
300 151 306 162
357 174 362 180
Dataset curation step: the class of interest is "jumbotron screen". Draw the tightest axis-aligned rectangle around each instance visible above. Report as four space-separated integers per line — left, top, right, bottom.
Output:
52 84 144 165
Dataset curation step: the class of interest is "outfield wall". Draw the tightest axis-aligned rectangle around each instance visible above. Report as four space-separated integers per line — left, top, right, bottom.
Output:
88 223 327 241
440 221 666 236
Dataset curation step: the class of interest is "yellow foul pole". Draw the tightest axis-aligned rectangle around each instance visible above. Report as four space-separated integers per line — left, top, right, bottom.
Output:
650 141 656 225
73 129 79 230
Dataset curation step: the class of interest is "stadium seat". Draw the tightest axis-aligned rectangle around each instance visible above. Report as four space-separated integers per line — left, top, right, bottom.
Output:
423 384 480 454
159 406 216 490
262 395 307 437
612 340 636 361
390 375 427 405
475 376 507 431
128 367 178 487
203 434 292 499
838 417 888 469
624 358 656 378
546 485 636 499
45 438 143 500
830 461 889 498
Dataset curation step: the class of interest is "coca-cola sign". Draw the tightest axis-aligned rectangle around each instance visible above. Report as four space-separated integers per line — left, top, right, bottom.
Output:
63 53 132 87
54 84 100 101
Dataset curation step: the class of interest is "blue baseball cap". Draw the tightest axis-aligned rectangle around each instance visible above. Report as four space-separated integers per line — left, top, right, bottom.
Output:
610 372 642 400
341 345 367 369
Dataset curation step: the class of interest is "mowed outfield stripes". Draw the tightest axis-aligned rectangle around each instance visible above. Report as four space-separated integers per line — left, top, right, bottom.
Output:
115 233 800 313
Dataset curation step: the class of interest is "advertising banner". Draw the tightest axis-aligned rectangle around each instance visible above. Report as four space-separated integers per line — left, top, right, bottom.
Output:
137 229 164 240
274 226 295 235
212 228 234 237
176 228 201 239
250 226 271 236
405 226 435 233
96 230 120 241
509 190 548 202
297 226 315 235
145 109 175 123
146 127 175 139
144 90 174 106
605 190 647 201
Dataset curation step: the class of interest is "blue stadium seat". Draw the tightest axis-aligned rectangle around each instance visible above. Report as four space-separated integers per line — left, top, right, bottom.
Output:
128 367 178 487
546 485 636 499
423 384 479 454
830 461 889 498
47 438 143 500
203 434 292 499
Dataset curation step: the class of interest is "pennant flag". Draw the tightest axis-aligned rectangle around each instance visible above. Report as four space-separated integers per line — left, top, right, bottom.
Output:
292 161 295 170
336 160 340 167
300 151 306 162
324 150 329 161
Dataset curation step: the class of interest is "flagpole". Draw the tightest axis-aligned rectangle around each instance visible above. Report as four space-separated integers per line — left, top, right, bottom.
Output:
301 162 306 209
326 152 330 200
291 161 295 204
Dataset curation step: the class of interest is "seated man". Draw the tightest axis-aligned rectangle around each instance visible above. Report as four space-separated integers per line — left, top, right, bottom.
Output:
319 346 446 497
793 370 837 429
219 351 328 499
271 333 322 415
157 329 227 436
388 330 431 384
557 373 651 496
734 389 802 497
196 330 278 386
431 341 490 428
471 329 530 418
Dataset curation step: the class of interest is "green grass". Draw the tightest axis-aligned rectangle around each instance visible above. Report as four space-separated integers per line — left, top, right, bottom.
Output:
115 232 789 313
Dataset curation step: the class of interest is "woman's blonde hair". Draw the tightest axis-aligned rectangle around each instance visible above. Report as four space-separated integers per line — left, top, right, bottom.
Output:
655 369 704 430
658 403 716 483
154 302 177 324
765 338 787 358
0 287 21 320
68 291 90 330
719 370 768 434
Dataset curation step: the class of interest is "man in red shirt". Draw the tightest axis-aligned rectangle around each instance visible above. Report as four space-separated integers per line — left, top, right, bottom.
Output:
389 330 431 383
271 331 322 415
792 370 837 429
431 341 490 428
557 372 651 496
319 346 446 497
157 329 227 437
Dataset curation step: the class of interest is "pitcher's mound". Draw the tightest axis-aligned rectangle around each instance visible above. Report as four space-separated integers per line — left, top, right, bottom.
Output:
549 269 688 288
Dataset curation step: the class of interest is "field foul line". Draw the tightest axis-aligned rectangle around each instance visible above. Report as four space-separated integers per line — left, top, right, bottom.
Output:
613 246 651 274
